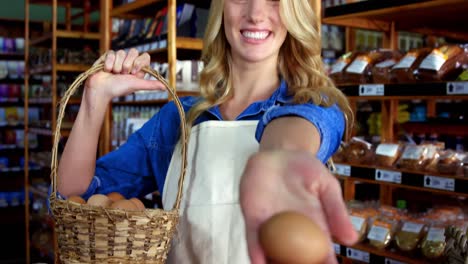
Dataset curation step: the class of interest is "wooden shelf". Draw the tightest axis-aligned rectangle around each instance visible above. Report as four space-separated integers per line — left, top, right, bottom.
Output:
334 163 468 197
56 64 92 72
401 121 468 137
335 242 431 264
337 82 468 99
0 52 24 60
30 30 100 46
29 64 92 75
111 0 164 19
323 0 468 41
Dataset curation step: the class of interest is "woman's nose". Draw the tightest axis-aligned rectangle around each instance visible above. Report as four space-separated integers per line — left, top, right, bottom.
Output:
247 0 266 24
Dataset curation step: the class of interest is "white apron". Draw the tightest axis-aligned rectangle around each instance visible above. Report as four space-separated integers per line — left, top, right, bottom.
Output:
163 120 259 264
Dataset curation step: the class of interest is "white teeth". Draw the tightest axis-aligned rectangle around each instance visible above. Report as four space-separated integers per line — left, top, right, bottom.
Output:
242 31 269 40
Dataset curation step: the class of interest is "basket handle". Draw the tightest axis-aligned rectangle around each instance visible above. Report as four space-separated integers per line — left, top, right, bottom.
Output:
50 63 188 211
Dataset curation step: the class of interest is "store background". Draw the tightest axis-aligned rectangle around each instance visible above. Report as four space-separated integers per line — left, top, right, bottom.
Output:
0 0 467 263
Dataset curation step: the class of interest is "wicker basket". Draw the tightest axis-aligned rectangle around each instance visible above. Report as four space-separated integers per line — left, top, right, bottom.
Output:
49 63 188 263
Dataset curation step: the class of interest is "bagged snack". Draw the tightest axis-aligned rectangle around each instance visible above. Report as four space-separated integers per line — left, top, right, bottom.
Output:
371 52 403 83
398 144 440 171
375 143 403 168
390 48 432 83
344 49 402 84
436 150 467 175
414 44 466 82
421 222 447 259
395 219 427 252
349 207 379 243
343 137 374 165
329 52 360 85
367 216 399 249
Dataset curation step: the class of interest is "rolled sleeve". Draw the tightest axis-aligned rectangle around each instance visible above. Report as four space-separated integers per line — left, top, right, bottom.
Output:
255 103 345 163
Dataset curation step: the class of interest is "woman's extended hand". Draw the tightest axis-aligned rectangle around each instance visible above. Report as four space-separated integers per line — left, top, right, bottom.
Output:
84 48 166 106
240 150 358 264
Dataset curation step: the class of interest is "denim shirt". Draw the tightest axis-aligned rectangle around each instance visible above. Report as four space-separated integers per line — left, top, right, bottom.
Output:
79 81 345 199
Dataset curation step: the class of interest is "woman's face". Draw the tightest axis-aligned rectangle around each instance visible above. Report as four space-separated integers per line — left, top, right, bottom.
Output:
223 0 287 64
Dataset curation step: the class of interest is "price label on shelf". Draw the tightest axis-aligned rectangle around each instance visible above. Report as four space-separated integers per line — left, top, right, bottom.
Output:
367 226 389 242
385 258 407 264
346 248 370 263
426 227 445 242
333 243 341 254
359 84 385 96
335 164 351 177
447 82 468 95
350 216 365 232
424 175 455 191
375 169 402 184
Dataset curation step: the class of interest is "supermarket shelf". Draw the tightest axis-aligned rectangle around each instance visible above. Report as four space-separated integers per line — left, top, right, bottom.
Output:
29 97 80 105
28 127 71 138
401 121 468 137
0 98 21 105
338 82 468 99
0 124 24 129
30 30 100 46
334 242 430 264
57 64 92 72
29 64 92 75
29 97 52 104
0 77 27 84
0 52 24 60
334 163 468 196
323 0 468 41
111 0 163 18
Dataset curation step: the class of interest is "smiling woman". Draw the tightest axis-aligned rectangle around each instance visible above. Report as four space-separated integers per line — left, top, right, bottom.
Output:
57 0 357 263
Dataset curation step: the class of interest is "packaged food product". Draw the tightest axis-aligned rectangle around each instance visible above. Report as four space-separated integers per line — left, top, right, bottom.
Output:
329 52 360 85
397 144 440 171
421 224 446 259
414 44 466 82
457 69 468 81
390 48 432 83
436 150 467 175
375 143 403 168
395 219 426 252
461 155 468 178
367 216 399 249
344 49 402 84
349 207 379 243
332 142 346 163
343 137 374 165
371 52 403 84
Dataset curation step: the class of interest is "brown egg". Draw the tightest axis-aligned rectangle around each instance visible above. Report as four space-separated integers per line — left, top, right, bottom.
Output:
107 192 125 202
129 198 146 210
259 211 328 264
67 196 86 205
86 194 112 208
110 200 139 211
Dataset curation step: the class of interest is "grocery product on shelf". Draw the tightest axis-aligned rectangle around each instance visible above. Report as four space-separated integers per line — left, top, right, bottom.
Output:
414 44 467 82
374 143 403 168
390 47 432 83
343 49 402 84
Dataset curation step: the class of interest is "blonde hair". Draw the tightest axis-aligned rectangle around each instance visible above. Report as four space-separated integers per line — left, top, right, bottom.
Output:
186 0 353 138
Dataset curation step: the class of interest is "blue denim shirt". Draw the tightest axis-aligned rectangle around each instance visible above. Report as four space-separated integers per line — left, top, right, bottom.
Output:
79 81 345 199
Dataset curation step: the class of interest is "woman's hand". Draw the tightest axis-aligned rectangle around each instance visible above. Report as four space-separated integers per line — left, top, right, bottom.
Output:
240 150 358 264
84 48 166 107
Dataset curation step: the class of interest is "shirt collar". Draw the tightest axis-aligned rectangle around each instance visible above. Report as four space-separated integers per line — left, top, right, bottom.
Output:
203 79 292 120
